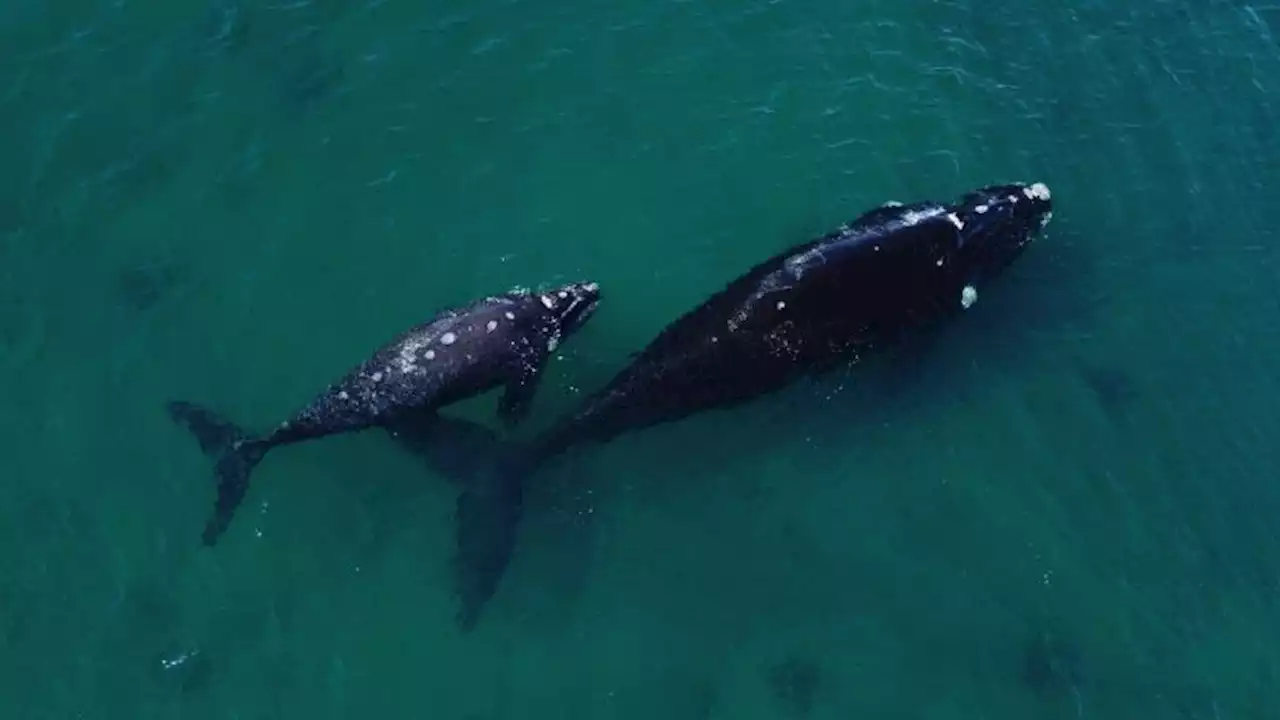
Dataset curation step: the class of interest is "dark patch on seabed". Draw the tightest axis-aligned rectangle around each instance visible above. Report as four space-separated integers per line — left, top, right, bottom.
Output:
115 259 194 311
1079 362 1143 424
766 653 824 719
1020 627 1085 704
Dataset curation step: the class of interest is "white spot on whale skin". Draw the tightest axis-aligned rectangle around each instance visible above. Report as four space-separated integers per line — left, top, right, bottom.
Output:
540 295 555 309
976 204 989 214
557 290 568 299
425 349 436 360
946 212 963 230
776 300 786 310
505 311 516 320
371 371 384 382
548 335 560 352
486 319 498 332
440 332 457 345
1040 211 1054 228
338 391 349 400
960 285 978 309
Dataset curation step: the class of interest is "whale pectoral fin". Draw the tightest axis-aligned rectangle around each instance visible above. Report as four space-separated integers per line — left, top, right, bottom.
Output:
497 359 546 428
497 377 539 428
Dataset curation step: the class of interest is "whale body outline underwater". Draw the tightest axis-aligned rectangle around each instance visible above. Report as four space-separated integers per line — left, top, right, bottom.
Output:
165 180 1054 632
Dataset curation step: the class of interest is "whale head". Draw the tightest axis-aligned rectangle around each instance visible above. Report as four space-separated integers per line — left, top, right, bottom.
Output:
539 280 602 337
949 181 1053 283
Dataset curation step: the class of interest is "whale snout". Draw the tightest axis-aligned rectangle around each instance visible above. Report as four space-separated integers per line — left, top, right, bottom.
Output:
948 181 1054 280
549 280 602 335
1021 181 1053 231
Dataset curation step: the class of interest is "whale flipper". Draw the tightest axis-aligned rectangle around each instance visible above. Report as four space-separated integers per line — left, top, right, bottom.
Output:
166 401 270 546
496 355 548 428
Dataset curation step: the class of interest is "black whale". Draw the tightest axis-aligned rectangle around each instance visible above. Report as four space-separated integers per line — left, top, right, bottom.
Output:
167 282 601 546
449 181 1054 629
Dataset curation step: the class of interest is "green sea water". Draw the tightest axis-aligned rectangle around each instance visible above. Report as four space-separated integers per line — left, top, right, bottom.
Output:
3 0 1280 717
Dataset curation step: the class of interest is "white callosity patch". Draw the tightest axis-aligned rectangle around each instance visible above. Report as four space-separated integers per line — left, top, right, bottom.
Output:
557 290 568 299
505 311 516 320
548 333 560 352
1025 182 1051 201
776 300 786 310
389 320 471 375
540 295 555 310
486 320 498 332
393 335 435 374
902 207 945 226
976 204 989 214
960 285 978 309
946 212 963 230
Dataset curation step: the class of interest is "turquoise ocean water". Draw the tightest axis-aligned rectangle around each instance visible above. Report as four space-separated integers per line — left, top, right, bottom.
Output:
3 0 1280 717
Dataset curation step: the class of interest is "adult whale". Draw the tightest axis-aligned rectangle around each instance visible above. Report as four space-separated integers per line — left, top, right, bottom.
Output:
166 281 601 545
449 181 1053 630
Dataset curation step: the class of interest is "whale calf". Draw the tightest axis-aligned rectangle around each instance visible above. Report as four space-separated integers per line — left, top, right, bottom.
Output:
167 281 601 545
451 181 1054 628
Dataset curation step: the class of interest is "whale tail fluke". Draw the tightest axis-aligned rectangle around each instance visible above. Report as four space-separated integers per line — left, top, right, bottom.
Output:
450 448 544 633
166 400 270 546
385 411 517 488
